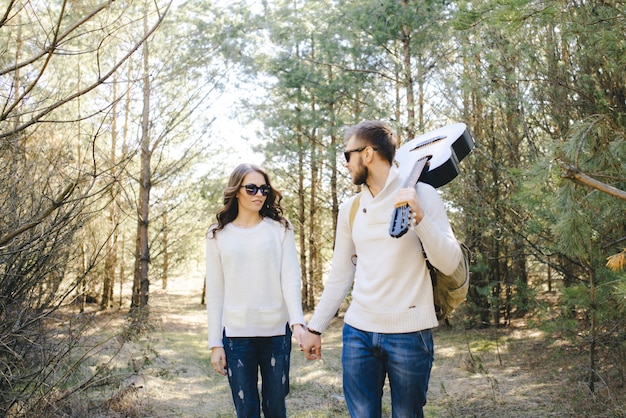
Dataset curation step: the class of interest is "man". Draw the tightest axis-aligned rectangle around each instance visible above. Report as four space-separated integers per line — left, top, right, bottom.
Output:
300 120 462 417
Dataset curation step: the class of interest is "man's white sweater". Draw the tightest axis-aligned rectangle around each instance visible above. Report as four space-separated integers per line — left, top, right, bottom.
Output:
307 166 461 334
205 218 306 348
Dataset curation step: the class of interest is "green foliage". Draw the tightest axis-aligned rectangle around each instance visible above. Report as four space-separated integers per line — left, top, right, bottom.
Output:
612 278 626 314
553 116 625 260
510 276 537 315
540 316 580 343
552 187 593 259
470 251 489 275
561 283 590 314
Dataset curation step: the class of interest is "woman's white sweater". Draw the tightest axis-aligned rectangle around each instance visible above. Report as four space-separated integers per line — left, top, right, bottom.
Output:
307 167 461 334
205 218 306 348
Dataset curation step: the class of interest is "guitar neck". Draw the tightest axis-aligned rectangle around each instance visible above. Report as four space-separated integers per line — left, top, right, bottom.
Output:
389 159 428 239
403 156 430 189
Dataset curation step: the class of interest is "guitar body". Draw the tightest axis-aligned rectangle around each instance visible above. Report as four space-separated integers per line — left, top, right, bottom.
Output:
395 123 474 189
389 123 474 238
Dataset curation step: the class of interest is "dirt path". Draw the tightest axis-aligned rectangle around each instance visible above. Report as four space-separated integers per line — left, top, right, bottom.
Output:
120 276 232 417
115 275 586 417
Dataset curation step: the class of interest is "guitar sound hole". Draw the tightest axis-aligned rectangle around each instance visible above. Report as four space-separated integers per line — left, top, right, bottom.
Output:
410 135 446 151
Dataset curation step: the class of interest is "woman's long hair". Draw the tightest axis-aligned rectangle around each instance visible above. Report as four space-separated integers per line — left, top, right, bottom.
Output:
209 163 289 238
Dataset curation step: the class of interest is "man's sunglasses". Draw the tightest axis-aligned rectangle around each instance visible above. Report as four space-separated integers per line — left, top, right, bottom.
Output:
344 145 378 163
241 184 271 196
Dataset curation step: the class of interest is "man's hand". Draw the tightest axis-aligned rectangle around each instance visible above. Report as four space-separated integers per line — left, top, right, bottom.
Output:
211 347 227 376
394 187 424 224
300 329 322 360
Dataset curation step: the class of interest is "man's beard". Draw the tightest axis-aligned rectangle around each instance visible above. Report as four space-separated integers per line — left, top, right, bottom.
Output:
352 161 368 185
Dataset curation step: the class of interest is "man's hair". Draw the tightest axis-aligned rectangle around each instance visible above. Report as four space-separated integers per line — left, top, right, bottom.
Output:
344 120 397 165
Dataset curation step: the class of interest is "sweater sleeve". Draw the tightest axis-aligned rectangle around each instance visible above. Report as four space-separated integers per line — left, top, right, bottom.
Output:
413 183 461 276
307 196 358 333
205 228 225 349
280 224 306 328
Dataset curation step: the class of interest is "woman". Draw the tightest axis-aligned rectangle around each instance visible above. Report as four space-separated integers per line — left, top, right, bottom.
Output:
206 163 306 418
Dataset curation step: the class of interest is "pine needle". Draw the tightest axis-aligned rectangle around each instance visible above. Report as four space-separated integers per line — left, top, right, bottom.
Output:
606 249 626 271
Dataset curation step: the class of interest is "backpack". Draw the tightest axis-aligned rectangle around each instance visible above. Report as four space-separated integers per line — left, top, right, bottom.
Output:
349 194 470 323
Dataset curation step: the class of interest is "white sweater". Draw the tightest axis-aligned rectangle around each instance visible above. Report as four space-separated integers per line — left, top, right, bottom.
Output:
307 166 461 334
205 218 306 348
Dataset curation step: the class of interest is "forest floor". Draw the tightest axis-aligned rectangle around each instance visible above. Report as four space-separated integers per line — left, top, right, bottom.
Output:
88 275 625 418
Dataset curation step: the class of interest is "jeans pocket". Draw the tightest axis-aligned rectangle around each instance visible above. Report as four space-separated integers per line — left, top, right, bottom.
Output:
417 329 434 356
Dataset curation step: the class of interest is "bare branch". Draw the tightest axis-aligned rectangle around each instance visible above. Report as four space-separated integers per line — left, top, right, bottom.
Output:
0 1 173 140
0 0 17 28
556 159 626 202
1 0 69 121
0 181 78 247
0 2 111 76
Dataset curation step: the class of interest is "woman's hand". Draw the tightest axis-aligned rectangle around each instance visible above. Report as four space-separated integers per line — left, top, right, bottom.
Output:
211 347 227 376
292 324 306 348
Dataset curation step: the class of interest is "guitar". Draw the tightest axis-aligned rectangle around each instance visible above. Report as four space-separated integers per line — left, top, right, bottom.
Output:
389 123 474 238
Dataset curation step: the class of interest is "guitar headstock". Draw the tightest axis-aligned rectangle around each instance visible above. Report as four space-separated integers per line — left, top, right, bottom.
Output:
389 205 418 238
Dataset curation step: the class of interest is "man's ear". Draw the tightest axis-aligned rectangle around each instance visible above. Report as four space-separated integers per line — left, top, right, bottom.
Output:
363 146 376 163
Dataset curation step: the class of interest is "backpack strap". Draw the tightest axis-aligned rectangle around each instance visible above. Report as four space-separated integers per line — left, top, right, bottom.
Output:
349 193 361 231
349 194 361 265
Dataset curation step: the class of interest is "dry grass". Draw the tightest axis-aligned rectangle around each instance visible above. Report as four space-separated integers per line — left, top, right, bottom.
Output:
83 274 626 417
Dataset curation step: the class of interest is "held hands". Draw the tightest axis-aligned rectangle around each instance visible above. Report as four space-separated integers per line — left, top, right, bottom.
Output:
300 328 322 360
211 326 321 376
394 187 424 225
293 324 321 360
211 347 227 376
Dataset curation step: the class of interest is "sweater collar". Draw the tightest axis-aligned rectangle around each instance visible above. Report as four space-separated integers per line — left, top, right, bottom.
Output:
363 165 401 201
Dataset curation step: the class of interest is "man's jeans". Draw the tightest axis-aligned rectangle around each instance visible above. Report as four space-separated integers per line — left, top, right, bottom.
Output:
223 325 292 418
342 323 434 418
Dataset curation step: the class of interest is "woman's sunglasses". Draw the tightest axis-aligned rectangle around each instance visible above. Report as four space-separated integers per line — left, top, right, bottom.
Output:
241 184 271 196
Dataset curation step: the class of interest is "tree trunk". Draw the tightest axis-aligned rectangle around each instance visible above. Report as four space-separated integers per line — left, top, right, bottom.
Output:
328 65 339 244
588 240 597 393
119 59 132 310
132 7 152 310
162 211 169 290
307 127 319 309
296 108 309 310
102 62 119 310
401 0 415 138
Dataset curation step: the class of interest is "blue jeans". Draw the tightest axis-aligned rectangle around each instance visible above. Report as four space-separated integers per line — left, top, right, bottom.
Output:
223 325 292 418
342 323 434 418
